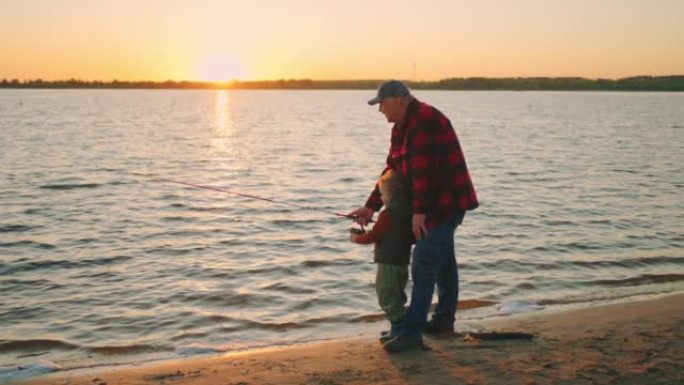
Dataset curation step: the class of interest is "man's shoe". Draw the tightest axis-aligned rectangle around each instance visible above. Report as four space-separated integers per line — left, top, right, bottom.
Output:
423 318 454 335
382 335 424 353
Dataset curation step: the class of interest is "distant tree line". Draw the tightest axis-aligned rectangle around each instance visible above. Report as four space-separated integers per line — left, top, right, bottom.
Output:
1 76 682 91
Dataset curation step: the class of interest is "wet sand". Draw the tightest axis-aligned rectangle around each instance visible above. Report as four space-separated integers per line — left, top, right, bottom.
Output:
18 293 683 385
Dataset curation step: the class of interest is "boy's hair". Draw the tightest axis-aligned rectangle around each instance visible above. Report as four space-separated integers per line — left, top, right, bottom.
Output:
378 169 404 202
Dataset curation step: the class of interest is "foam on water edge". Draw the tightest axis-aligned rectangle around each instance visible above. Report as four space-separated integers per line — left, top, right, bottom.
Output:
0 361 62 383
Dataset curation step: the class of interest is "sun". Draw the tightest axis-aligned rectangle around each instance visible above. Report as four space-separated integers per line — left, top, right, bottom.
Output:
197 54 246 82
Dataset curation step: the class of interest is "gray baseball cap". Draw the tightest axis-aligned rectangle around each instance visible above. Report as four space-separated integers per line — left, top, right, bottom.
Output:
367 80 411 105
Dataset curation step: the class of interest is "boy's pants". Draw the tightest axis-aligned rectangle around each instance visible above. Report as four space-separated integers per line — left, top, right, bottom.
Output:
375 263 409 322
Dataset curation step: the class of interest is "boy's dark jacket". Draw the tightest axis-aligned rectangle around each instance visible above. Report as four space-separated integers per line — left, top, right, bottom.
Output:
353 192 414 266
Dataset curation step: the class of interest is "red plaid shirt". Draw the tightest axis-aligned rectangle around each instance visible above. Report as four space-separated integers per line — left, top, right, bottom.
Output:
365 99 479 229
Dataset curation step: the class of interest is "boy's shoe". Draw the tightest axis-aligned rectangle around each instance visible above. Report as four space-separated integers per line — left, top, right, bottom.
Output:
379 332 393 343
423 318 454 335
379 321 401 343
382 334 424 353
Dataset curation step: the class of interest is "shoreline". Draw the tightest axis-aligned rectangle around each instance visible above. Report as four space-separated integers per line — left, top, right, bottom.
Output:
2 75 683 91
14 292 683 385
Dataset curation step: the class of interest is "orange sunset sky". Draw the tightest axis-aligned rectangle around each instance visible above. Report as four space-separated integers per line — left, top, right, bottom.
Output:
1 0 683 82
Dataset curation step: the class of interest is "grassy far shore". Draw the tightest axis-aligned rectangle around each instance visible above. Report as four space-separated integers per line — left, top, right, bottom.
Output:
1 76 683 91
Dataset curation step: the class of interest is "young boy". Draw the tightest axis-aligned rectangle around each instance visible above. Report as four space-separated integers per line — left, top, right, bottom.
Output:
350 169 413 342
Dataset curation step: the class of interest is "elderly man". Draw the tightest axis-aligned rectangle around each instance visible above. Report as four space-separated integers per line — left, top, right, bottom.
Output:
350 80 479 352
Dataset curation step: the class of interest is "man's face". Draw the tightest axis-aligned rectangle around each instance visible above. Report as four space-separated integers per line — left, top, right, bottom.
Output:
378 97 405 123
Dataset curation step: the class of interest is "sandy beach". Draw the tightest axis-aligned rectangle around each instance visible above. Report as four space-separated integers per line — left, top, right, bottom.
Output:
16 293 683 385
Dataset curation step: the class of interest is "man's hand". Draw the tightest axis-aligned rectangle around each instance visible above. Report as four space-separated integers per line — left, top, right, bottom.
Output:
349 206 375 226
412 214 427 240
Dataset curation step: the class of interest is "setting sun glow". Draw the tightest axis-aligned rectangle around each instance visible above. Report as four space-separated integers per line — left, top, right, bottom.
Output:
197 54 246 82
0 1 682 81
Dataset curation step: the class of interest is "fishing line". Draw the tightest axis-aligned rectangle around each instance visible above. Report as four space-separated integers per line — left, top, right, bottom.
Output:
133 173 366 223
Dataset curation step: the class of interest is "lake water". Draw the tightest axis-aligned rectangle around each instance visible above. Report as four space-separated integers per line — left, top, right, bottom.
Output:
1 89 683 378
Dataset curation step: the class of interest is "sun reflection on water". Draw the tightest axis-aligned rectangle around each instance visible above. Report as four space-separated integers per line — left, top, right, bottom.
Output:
209 90 250 174
213 90 233 137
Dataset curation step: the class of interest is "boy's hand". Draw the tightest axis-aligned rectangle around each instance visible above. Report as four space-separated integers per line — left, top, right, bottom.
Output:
349 228 364 243
349 206 374 226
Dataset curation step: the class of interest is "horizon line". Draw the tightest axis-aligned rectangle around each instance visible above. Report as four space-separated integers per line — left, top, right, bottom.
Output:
3 74 684 84
3 76 683 92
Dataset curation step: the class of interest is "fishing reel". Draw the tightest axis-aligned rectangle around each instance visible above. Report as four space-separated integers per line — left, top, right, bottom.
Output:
349 227 365 235
347 213 368 235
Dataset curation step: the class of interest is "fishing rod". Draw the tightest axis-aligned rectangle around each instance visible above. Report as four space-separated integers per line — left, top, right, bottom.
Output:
133 173 367 223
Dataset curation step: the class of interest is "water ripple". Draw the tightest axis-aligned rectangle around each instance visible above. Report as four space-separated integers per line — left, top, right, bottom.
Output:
2 89 683 371
39 183 102 190
0 224 40 233
0 240 55 250
0 255 133 275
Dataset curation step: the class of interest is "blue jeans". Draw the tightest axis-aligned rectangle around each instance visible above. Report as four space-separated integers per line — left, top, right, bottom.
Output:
399 211 465 338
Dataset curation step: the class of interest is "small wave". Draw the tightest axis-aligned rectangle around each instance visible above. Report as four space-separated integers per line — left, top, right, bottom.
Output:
468 255 684 273
313 245 346 253
179 291 276 308
39 183 101 190
0 255 132 275
260 282 316 295
530 241 603 252
88 343 163 355
539 288 682 307
175 344 226 356
299 168 326 173
69 270 120 280
0 240 55 249
495 300 544 315
1 278 63 291
458 299 498 309
348 299 497 324
243 265 299 276
161 216 191 222
187 206 231 213
305 314 362 325
169 332 210 342
515 282 536 290
350 313 386 323
299 259 357 268
0 361 62 382
269 218 324 226
243 319 307 331
589 273 684 288
0 339 79 353
337 176 360 183
107 180 130 186
540 219 574 226
0 224 39 233
70 238 98 245
587 219 613 225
